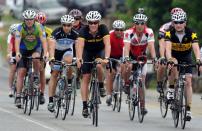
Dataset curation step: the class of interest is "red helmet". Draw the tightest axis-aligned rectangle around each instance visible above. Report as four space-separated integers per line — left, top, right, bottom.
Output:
36 12 47 24
170 7 184 15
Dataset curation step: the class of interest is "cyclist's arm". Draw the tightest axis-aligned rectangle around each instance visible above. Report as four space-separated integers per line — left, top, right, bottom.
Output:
159 39 166 58
39 28 48 56
103 35 111 58
148 41 156 59
124 42 130 57
165 40 172 60
77 37 84 60
48 38 56 59
7 34 12 55
192 42 200 60
15 31 21 55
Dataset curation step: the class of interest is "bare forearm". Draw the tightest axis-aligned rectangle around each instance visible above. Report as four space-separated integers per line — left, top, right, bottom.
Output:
159 39 166 58
124 43 130 57
148 42 156 58
192 43 200 59
165 42 172 59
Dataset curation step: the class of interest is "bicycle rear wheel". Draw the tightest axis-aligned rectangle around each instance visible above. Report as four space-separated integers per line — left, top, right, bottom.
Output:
180 86 187 129
137 81 145 123
116 75 122 112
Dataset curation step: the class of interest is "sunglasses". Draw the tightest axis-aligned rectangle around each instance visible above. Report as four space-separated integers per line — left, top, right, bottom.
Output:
88 21 99 25
62 24 72 27
25 19 34 21
115 29 124 31
134 21 145 25
173 21 185 24
74 17 81 20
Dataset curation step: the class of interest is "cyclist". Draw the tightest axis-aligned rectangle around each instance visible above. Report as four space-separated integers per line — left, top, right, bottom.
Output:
123 9 157 115
156 7 184 93
106 20 126 106
35 11 53 104
68 9 85 32
76 11 110 118
47 15 78 112
165 11 201 121
7 24 19 97
15 9 48 108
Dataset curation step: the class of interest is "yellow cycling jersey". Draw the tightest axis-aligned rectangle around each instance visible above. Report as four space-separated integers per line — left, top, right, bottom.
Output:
44 26 53 39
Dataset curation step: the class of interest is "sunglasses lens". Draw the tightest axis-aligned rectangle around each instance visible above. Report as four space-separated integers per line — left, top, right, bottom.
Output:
115 29 123 31
63 24 71 27
88 21 99 25
174 21 184 24
135 22 145 25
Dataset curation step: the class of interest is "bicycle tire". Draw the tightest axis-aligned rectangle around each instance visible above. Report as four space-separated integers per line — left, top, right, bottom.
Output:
23 90 28 114
112 93 117 111
61 97 69 120
172 86 179 128
137 81 145 123
180 85 187 129
92 81 98 127
160 78 168 118
34 89 40 111
70 76 76 116
128 82 135 121
117 75 122 112
55 98 60 118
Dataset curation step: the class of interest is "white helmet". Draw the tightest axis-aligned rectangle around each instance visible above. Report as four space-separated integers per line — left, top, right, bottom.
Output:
9 24 19 34
133 13 148 22
86 11 101 21
22 9 36 19
112 20 126 29
60 15 75 24
171 11 187 21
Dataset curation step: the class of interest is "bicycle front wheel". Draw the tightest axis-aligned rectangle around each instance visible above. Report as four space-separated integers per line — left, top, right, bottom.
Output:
180 86 187 129
137 81 145 123
160 78 168 118
116 75 122 112
70 75 76 116
92 82 99 127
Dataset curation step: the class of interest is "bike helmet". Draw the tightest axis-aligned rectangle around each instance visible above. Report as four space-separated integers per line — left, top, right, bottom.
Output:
69 9 83 17
36 12 47 24
22 9 36 19
112 20 126 29
60 15 75 24
9 24 19 34
170 7 184 15
86 11 101 21
171 11 187 21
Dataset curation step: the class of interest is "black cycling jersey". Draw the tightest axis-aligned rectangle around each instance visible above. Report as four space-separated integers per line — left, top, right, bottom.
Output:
78 24 109 52
164 27 198 57
51 27 78 52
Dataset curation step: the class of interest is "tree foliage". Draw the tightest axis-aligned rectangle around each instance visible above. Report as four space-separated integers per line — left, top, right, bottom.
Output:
115 0 202 47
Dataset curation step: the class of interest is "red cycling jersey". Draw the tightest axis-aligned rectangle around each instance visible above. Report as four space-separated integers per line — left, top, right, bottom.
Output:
110 30 124 58
124 26 155 57
7 34 16 53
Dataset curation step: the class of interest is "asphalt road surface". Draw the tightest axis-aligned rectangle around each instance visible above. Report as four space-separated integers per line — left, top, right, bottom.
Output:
0 64 202 131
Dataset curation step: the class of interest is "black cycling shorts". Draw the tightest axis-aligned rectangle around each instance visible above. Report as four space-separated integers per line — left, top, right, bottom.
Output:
81 50 104 74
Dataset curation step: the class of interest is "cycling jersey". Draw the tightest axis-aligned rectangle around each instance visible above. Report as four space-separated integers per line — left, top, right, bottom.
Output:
158 22 172 39
17 22 46 50
124 26 155 58
44 26 53 39
164 27 198 57
7 34 15 53
51 27 78 57
110 30 124 58
79 24 109 52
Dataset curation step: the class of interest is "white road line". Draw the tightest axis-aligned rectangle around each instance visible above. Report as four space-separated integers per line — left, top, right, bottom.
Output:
0 107 63 131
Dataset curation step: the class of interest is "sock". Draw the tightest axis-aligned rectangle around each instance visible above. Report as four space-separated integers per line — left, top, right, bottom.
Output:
49 97 53 103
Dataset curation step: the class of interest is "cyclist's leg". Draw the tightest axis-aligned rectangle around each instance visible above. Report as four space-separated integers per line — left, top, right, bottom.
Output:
184 59 193 121
8 53 17 97
39 61 46 104
63 50 73 87
140 64 148 115
81 50 92 117
167 58 178 100
156 64 166 93
122 63 132 94
106 67 115 105
96 50 106 97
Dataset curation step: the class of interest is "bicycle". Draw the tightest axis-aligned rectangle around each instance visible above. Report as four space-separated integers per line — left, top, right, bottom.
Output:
109 58 123 112
84 58 108 127
126 56 151 123
52 59 77 120
158 62 169 118
21 56 42 116
170 63 199 129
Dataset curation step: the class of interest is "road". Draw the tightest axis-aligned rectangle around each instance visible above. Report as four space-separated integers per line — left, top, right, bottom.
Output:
0 64 202 131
